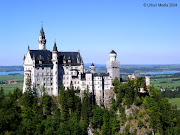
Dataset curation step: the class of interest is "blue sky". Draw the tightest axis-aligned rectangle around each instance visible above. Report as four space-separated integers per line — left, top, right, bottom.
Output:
0 0 179 65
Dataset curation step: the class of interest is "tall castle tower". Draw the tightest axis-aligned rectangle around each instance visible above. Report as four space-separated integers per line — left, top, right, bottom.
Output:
106 50 120 80
52 42 58 96
38 25 46 50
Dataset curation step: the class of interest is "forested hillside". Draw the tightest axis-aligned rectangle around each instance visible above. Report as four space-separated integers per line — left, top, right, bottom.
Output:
0 77 180 134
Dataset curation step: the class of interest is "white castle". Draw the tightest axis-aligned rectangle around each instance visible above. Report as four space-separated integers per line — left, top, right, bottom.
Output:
23 26 120 107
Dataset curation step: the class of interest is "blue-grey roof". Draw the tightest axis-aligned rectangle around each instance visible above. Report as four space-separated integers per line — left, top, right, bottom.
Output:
110 50 117 54
91 63 95 66
29 50 82 66
93 73 109 77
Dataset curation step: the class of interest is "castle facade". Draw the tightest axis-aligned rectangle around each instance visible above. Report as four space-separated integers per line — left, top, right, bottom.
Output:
23 26 120 107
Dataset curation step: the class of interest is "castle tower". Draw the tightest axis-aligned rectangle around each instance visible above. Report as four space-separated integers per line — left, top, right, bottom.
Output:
52 41 58 96
145 75 150 87
90 63 96 73
23 46 34 93
106 50 120 80
38 25 46 50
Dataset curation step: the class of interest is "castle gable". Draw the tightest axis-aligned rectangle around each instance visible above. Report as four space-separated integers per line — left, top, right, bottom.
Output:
24 51 33 65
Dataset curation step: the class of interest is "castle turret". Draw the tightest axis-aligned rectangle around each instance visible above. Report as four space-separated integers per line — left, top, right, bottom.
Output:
38 25 46 50
106 50 120 81
109 50 117 61
145 75 150 87
52 41 58 96
90 63 96 73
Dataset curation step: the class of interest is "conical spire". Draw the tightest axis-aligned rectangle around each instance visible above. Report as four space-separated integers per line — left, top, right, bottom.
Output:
40 24 45 38
53 41 58 51
28 45 30 51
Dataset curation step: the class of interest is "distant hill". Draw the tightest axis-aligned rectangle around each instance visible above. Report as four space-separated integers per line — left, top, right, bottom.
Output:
0 66 24 72
1 64 180 74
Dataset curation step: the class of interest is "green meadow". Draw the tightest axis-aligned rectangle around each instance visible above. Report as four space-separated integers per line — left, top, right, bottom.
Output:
168 98 180 110
151 77 180 90
0 84 23 94
0 75 23 94
0 75 24 81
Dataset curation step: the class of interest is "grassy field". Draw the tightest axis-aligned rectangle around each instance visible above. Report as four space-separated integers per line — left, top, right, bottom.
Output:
151 77 180 90
0 75 24 81
168 98 180 110
0 75 23 94
0 84 23 94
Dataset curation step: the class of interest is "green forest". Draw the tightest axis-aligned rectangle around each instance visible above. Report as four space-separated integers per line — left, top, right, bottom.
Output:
0 77 180 135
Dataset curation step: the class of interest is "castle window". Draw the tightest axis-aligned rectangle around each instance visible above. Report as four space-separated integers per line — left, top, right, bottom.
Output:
42 67 44 70
78 81 79 84
44 83 45 86
44 78 45 80
51 83 52 86
37 73 39 76
51 67 53 69
74 81 76 84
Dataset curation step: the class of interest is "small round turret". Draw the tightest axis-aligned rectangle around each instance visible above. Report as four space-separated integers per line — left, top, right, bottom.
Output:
145 75 150 87
90 63 96 73
109 50 117 61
